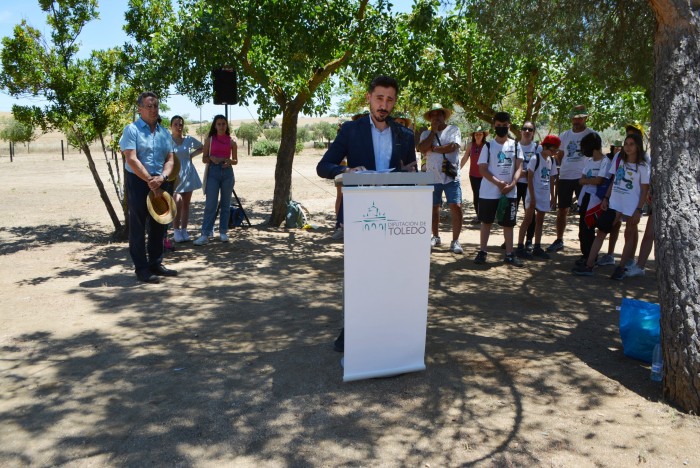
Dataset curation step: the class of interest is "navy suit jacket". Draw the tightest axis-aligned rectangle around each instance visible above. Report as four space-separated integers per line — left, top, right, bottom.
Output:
316 115 417 179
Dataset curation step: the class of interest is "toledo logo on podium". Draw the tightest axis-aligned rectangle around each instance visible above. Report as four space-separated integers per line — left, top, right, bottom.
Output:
355 202 427 237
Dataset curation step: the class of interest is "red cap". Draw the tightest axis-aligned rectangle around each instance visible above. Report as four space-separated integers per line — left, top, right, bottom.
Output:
541 135 561 148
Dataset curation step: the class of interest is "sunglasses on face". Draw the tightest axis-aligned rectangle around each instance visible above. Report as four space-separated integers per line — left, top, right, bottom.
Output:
522 128 534 132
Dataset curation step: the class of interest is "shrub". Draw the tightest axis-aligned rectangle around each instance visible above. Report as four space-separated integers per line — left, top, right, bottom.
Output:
252 140 279 156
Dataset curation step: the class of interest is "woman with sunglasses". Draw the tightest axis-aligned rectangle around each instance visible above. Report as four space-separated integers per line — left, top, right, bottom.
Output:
460 125 489 224
170 115 203 242
193 115 238 245
516 121 539 250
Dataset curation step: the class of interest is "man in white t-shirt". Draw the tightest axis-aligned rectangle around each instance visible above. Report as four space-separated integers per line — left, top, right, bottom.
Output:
547 105 596 253
417 104 464 254
473 111 524 267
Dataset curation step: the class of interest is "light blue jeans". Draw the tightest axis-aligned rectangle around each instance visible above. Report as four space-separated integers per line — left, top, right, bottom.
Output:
201 164 234 235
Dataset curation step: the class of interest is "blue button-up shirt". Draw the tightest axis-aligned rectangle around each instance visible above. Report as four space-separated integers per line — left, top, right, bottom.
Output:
369 116 393 171
119 118 174 175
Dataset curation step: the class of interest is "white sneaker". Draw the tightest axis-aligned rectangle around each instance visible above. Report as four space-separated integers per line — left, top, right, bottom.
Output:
173 229 184 243
431 236 442 248
450 240 463 254
597 254 615 266
193 235 209 246
331 227 344 240
625 263 646 277
181 230 191 242
220 233 229 243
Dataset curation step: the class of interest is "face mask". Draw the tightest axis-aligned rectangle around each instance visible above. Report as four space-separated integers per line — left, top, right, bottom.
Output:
494 126 509 137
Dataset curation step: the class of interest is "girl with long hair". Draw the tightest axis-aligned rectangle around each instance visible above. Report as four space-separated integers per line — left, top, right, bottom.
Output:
193 115 238 245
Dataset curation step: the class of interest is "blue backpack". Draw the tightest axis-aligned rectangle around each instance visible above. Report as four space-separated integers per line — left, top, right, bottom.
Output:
285 200 309 229
228 206 246 228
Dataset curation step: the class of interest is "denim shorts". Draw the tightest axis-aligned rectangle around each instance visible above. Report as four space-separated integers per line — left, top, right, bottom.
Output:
432 180 462 205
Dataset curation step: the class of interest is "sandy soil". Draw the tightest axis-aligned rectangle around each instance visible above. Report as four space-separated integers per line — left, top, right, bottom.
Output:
0 147 698 467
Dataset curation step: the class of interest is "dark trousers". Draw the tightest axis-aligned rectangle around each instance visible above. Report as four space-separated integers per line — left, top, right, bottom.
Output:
578 193 596 258
469 176 482 216
126 172 168 276
516 182 536 242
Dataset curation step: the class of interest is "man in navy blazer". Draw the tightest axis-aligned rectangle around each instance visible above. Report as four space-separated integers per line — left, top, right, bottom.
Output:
317 76 417 180
316 75 417 352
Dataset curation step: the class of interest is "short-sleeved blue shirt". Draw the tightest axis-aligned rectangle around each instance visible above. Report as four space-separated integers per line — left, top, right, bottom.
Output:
119 118 174 175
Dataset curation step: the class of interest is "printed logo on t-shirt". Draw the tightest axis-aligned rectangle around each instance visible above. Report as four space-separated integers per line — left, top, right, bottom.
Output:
614 164 635 190
497 151 513 166
566 140 580 160
524 150 535 163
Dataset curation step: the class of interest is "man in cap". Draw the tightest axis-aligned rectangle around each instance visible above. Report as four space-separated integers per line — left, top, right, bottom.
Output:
316 75 417 352
119 91 177 284
417 104 464 254
547 105 597 253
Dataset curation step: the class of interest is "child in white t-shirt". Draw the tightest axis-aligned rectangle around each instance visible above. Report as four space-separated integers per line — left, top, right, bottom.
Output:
516 135 559 259
576 132 610 264
573 133 650 279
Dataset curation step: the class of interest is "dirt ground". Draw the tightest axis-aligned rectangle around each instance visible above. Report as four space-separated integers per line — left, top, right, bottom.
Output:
1 145 698 467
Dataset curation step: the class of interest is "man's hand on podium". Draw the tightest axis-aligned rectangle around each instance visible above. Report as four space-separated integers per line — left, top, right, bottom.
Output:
345 166 367 173
400 160 418 172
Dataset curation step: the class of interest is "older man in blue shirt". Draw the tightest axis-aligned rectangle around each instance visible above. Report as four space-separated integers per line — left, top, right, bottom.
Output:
119 91 177 283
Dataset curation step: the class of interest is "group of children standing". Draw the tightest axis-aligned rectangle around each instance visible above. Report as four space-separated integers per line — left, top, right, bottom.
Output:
464 109 651 280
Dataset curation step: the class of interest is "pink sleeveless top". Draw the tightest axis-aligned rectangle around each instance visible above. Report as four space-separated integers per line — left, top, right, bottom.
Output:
469 143 484 177
210 135 232 158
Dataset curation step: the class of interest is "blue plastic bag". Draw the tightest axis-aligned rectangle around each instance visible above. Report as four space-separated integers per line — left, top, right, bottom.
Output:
618 298 660 363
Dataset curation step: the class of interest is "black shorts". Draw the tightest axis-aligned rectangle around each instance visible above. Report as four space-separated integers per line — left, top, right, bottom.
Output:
596 208 618 233
557 178 581 209
478 197 518 227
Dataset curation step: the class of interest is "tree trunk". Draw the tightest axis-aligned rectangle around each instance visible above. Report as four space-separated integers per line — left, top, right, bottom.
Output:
81 142 123 233
269 109 300 226
648 0 700 413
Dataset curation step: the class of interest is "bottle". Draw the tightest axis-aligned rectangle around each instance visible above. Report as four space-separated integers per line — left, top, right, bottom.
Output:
651 343 663 382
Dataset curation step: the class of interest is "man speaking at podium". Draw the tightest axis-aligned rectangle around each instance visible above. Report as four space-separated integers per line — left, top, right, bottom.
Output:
316 75 418 352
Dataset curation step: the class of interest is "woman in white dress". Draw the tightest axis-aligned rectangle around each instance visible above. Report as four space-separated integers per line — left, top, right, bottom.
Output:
170 115 203 242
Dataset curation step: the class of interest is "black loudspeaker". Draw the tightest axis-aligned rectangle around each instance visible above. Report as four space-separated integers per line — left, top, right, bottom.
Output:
213 67 238 105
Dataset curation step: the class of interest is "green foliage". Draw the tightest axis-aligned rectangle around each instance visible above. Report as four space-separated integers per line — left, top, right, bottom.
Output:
296 125 312 143
295 140 304 153
236 122 261 143
252 140 280 156
263 127 282 141
311 121 337 143
0 117 37 145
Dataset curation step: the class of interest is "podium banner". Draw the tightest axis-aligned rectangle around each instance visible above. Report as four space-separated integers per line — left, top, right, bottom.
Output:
343 185 432 382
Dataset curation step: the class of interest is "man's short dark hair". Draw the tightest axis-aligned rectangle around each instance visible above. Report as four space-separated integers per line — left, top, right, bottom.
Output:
137 91 158 106
368 76 399 95
580 132 602 157
493 111 511 123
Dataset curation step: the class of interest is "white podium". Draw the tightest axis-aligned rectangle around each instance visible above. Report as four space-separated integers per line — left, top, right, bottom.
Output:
340 172 434 381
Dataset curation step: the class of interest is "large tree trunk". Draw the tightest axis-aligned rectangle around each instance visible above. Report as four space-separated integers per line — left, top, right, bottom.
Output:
269 109 300 226
648 0 700 413
81 142 123 233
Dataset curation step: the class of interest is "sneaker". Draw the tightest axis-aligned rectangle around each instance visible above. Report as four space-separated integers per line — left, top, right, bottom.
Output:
181 230 191 242
575 255 588 267
450 240 463 254
474 250 487 264
193 235 209 246
625 263 645 277
611 266 626 280
525 240 533 252
572 264 594 276
532 246 550 259
504 253 524 267
331 227 344 240
546 239 564 252
220 233 229 243
431 236 442 248
515 246 533 259
597 254 615 266
173 229 184 243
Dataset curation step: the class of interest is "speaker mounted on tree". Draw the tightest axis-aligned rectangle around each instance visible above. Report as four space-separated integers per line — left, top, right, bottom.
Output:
212 67 238 105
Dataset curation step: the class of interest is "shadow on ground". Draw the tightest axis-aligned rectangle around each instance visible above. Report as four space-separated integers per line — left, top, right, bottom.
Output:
0 210 669 466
